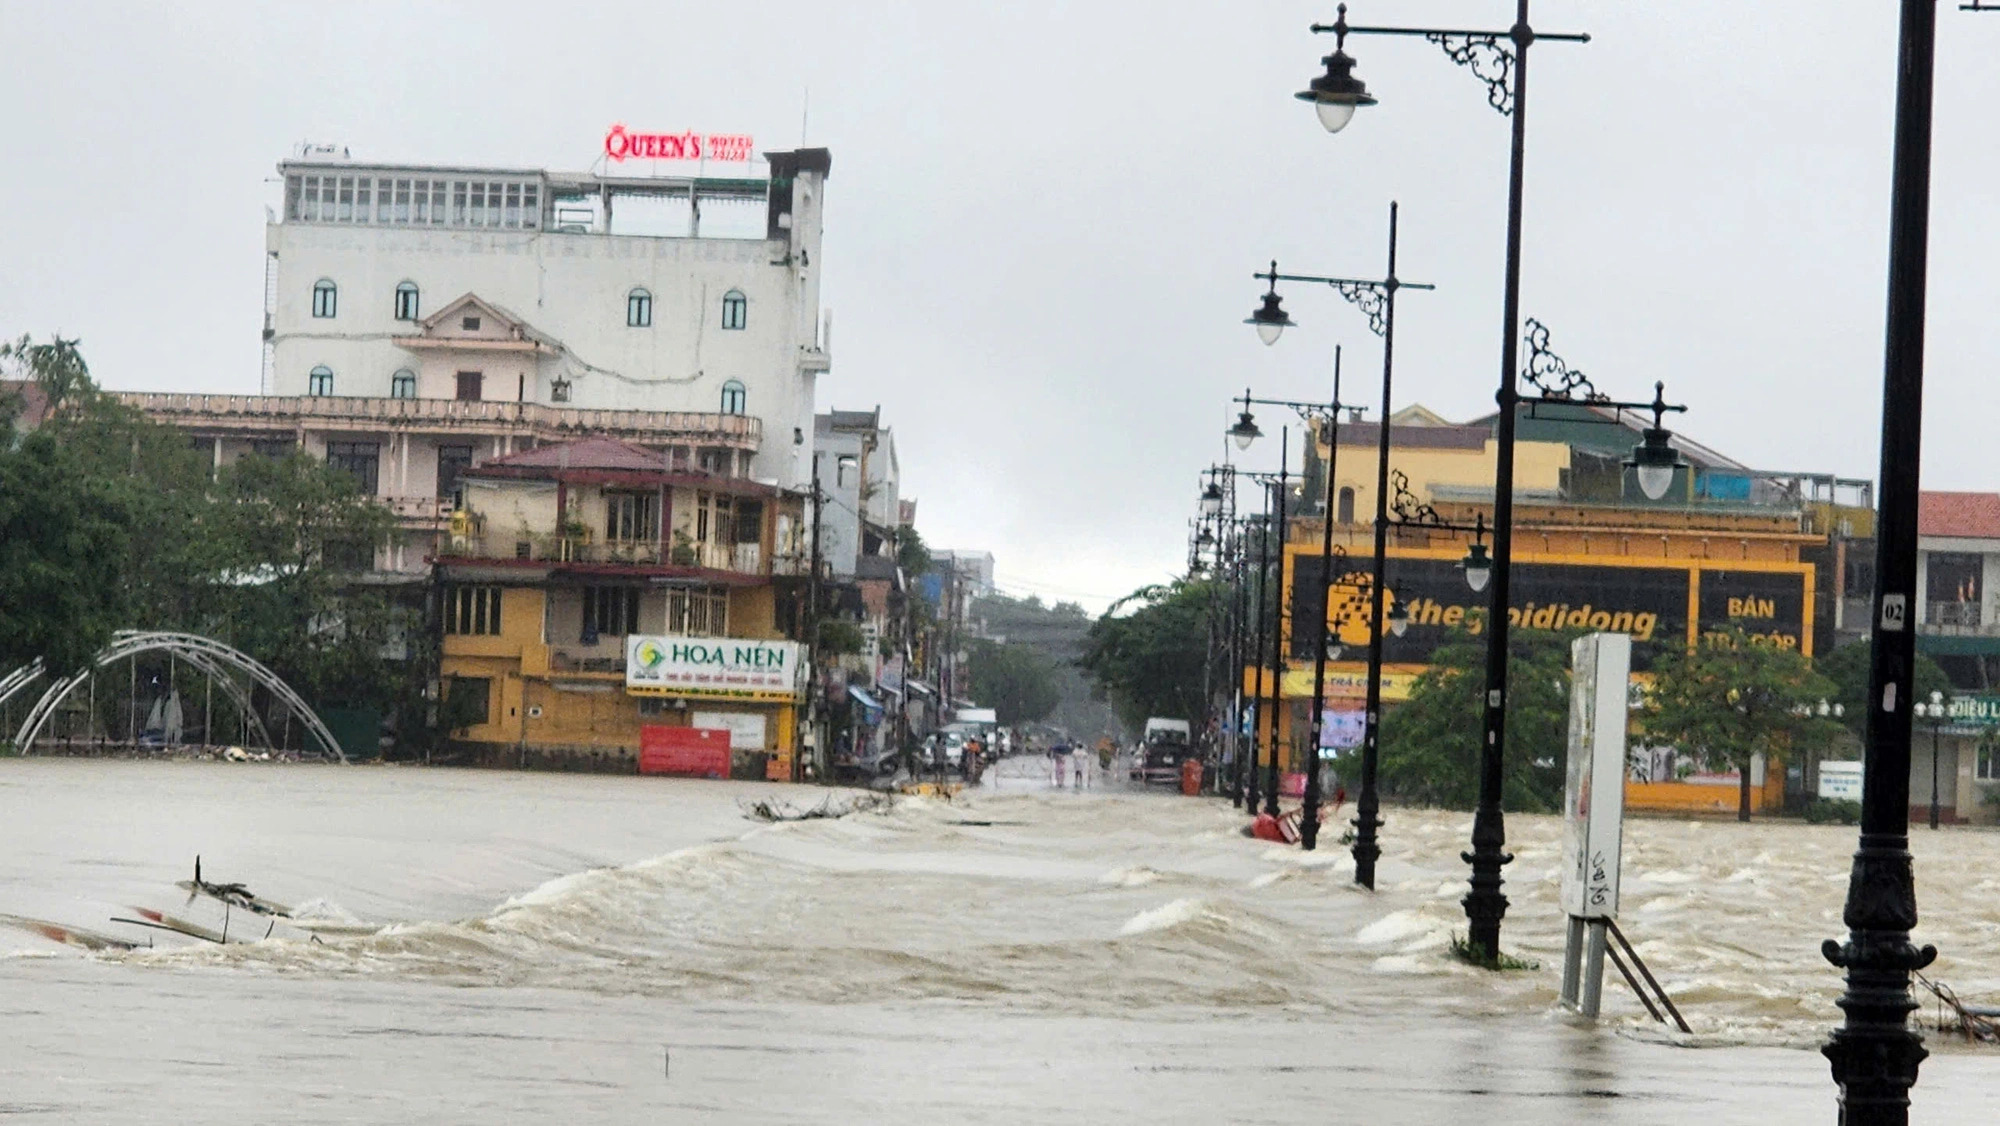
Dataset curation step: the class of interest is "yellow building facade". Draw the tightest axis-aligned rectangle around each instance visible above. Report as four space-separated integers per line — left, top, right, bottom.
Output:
1246 407 1835 816
437 437 806 778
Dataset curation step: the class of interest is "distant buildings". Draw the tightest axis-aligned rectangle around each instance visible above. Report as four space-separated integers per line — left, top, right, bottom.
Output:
1909 491 2000 823
813 408 900 582
122 147 833 576
112 145 864 775
932 550 995 597
1278 400 1877 816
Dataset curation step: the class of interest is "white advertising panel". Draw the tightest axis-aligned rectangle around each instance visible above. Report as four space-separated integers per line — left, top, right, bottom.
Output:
1560 633 1631 920
692 711 768 750
1819 760 1864 801
625 637 802 701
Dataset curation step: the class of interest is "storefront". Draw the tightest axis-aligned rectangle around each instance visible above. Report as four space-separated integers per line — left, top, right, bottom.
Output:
625 636 804 780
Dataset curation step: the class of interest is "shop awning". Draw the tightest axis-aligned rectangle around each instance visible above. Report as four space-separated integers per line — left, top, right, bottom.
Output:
848 686 884 714
1918 634 2000 657
905 680 938 700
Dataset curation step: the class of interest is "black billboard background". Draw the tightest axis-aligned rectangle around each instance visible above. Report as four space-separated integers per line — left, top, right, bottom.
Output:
1696 568 1808 651
1290 554 1808 671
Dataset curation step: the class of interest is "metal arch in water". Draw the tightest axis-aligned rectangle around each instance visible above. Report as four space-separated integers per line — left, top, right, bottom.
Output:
10 632 347 762
162 649 276 752
0 662 45 711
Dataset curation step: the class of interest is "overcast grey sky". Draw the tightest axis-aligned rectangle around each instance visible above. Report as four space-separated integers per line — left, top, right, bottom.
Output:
4 1 1997 612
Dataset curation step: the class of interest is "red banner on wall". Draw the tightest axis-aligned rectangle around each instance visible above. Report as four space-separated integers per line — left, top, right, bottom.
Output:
639 726 732 778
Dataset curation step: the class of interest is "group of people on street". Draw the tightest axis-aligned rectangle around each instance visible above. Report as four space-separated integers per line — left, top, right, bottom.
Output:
1047 739 1091 789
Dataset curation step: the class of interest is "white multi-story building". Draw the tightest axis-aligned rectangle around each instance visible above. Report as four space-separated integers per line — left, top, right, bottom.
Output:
124 147 832 574
813 408 901 581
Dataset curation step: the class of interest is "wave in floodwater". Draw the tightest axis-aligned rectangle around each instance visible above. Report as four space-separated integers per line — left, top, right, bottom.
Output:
73 790 2000 1048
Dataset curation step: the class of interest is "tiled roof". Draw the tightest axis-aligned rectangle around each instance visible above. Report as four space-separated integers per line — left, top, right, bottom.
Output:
1920 491 2000 540
483 436 667 472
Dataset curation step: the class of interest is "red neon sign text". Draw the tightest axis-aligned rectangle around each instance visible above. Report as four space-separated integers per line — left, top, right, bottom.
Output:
605 125 755 163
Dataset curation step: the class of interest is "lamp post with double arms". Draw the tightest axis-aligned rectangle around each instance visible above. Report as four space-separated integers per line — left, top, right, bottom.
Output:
1299 1 1597 960
1244 202 1434 875
1388 317 1686 957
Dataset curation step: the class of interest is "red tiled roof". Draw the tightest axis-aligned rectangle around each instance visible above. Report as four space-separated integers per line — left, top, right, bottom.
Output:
482 436 667 472
1919 491 2000 539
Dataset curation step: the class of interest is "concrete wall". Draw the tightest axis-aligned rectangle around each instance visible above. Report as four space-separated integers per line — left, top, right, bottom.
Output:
1321 435 1570 526
813 430 866 579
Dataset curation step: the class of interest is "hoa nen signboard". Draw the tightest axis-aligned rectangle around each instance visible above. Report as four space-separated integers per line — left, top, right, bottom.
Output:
625 637 802 702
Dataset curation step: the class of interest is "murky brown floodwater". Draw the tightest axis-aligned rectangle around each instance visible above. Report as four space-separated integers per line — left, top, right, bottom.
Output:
2 756 1995 1124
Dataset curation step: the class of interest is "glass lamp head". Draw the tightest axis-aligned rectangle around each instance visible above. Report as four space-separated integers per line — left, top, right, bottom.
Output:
1296 49 1377 135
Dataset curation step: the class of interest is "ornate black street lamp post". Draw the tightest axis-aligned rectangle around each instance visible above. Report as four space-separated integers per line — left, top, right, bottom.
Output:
1822 3 1997 1120
1231 393 1362 831
1243 496 1272 816
1263 432 1290 818
1300 0 1590 960
1919 692 1946 831
1243 202 1433 875
1233 451 1297 820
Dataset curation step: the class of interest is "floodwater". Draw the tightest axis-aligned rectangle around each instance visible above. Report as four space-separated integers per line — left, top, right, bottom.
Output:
2 756 1997 1124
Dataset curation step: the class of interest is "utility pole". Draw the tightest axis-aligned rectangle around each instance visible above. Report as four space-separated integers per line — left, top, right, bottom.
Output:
804 465 825 783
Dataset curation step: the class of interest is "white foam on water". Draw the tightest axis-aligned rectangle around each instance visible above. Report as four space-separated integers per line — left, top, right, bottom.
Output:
1099 866 1162 888
1356 910 1435 946
1118 898 1211 936
288 897 362 923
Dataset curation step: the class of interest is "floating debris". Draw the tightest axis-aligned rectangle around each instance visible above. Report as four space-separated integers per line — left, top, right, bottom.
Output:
1918 971 1999 1043
738 792 894 822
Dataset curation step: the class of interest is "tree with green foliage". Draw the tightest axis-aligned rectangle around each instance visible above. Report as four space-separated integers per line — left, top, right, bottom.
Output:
1079 580 1215 733
894 523 932 582
1381 627 1573 813
0 335 411 733
1814 639 1952 739
213 450 402 705
966 638 1061 726
1644 628 1841 821
817 618 866 657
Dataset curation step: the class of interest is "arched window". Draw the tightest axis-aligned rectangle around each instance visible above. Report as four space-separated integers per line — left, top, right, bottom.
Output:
721 289 748 330
308 365 334 396
719 380 746 415
390 369 417 399
626 287 652 328
394 281 420 321
311 279 337 319
1337 487 1356 525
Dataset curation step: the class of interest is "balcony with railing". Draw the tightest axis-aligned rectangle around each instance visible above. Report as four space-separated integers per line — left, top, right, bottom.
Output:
1923 600 1991 634
117 392 763 449
387 495 454 523
437 533 768 577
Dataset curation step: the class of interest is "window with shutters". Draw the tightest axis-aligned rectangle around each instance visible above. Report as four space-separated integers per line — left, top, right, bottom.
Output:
444 586 503 636
604 492 659 543
581 586 640 639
